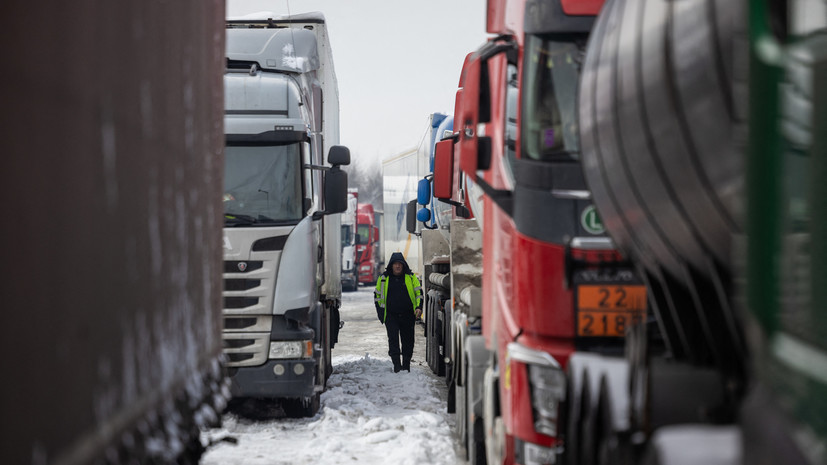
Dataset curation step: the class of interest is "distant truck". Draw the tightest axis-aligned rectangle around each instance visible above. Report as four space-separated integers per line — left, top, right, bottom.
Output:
374 209 385 274
382 147 425 276
342 188 359 291
382 114 457 281
356 202 382 285
222 13 349 417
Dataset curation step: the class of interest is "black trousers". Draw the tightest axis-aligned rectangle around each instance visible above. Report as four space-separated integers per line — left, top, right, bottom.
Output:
385 311 415 360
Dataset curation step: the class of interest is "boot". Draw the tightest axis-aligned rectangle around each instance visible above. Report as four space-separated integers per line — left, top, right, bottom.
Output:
402 356 411 372
392 355 402 373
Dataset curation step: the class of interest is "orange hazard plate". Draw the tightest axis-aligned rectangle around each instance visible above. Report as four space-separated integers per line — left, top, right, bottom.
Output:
576 285 647 337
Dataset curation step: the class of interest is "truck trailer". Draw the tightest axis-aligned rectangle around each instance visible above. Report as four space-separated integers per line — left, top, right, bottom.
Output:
573 0 827 463
222 13 349 417
3 1 229 463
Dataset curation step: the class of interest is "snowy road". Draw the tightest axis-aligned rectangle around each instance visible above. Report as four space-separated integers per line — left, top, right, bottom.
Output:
201 286 463 464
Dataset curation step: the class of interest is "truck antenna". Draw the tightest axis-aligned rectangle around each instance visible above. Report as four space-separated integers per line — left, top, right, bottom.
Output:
286 0 298 68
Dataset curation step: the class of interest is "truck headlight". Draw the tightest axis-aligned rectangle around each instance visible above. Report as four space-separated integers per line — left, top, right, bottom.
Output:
269 340 313 359
528 364 567 437
507 342 567 438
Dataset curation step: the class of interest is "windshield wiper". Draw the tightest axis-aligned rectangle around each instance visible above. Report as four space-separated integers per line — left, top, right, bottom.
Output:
225 213 300 227
225 213 259 225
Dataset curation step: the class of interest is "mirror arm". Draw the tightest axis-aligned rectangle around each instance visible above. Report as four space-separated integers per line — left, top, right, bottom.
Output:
437 198 464 208
304 163 332 171
473 175 513 216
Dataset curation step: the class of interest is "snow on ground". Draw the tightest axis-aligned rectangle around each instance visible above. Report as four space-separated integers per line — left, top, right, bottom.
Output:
200 286 462 464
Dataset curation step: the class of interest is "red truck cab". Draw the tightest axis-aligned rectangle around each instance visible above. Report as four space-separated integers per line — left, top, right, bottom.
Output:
434 0 647 463
356 203 381 285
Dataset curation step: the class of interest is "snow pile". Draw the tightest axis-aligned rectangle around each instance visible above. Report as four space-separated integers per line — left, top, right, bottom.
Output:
280 43 307 72
202 355 457 464
201 287 460 464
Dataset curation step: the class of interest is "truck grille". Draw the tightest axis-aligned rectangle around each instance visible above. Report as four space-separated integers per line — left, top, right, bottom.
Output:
224 260 263 273
223 315 272 333
222 229 289 368
224 296 260 309
223 256 274 315
227 353 256 363
224 278 262 291
224 318 258 330
222 333 270 367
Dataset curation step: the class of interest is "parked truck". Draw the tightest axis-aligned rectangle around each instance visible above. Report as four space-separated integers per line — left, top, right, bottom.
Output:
222 13 349 417
413 1 653 464
571 0 827 463
342 188 359 291
356 202 382 285
382 146 426 276
4 1 228 463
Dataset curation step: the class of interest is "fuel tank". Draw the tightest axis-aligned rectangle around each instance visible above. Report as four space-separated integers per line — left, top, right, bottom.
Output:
578 0 745 282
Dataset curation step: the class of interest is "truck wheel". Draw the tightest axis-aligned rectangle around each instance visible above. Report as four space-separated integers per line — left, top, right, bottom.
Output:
564 374 583 465
447 378 456 413
469 415 486 465
578 374 596 465
466 370 486 465
595 376 631 465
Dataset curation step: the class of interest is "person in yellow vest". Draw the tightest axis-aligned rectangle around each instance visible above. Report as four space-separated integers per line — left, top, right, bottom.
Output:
374 252 423 372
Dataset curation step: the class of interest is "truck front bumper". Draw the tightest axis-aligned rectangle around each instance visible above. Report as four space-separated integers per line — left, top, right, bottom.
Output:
228 359 317 398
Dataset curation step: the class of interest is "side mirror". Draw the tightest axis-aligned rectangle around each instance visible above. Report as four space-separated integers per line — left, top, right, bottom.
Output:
457 40 515 177
372 226 379 242
417 207 431 223
328 145 351 166
457 56 482 177
433 139 455 199
323 167 348 214
405 199 418 234
417 178 431 206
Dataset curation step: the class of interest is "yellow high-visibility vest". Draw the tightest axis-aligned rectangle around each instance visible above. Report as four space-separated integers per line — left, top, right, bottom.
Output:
374 273 423 322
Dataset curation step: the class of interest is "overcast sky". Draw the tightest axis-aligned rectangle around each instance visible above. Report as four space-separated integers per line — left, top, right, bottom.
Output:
225 0 489 169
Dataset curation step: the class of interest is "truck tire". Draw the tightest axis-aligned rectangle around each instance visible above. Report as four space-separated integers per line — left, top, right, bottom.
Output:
467 372 486 465
595 376 631 465
647 358 728 429
578 373 597 465
469 414 486 465
447 369 456 413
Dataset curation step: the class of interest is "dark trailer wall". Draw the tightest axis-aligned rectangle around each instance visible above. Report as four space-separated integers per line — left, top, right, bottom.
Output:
0 1 227 464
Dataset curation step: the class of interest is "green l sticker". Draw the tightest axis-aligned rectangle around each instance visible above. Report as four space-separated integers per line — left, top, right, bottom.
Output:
581 205 605 235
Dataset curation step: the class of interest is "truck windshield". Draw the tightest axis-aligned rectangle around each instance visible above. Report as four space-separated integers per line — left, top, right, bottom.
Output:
521 34 588 162
224 143 303 225
341 224 354 247
356 224 370 245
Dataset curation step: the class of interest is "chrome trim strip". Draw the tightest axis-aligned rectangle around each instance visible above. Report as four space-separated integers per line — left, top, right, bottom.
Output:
507 342 561 368
570 237 614 250
551 189 591 199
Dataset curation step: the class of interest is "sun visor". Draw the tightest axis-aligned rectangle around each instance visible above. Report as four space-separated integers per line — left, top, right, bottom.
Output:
225 118 308 144
226 28 320 73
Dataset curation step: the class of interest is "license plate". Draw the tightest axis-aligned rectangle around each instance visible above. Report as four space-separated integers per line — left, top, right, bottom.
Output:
576 285 646 337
